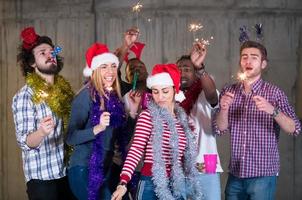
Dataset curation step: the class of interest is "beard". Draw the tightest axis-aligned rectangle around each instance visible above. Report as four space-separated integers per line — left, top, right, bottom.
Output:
37 63 60 75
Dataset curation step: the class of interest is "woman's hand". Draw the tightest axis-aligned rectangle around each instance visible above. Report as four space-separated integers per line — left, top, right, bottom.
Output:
128 90 142 118
93 112 110 135
111 185 127 200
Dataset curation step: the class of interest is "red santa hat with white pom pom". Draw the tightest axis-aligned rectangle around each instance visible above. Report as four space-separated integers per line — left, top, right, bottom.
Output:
146 63 186 102
83 43 119 77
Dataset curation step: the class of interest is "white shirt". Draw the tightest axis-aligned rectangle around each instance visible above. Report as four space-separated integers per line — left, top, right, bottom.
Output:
190 90 223 172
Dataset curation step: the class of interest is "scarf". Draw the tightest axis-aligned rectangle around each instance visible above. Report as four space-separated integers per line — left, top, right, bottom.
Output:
148 101 203 200
180 79 203 114
26 73 74 132
88 88 127 200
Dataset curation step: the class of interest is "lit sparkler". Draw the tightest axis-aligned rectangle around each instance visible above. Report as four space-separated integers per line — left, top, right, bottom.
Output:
189 23 203 32
132 2 143 29
39 90 49 99
132 2 143 13
188 23 203 42
237 71 247 81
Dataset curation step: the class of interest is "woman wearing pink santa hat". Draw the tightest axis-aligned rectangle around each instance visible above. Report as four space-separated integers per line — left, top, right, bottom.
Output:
111 64 203 200
66 43 139 200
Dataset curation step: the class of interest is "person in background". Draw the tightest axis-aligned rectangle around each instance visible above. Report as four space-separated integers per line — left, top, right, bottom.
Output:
213 40 301 200
12 27 75 200
113 27 149 199
177 41 223 200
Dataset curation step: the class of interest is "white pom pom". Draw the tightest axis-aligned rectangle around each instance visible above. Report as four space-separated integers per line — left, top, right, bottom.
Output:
175 90 186 103
83 66 92 77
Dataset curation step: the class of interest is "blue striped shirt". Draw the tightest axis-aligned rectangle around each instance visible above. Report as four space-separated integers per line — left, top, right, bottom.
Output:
12 85 66 182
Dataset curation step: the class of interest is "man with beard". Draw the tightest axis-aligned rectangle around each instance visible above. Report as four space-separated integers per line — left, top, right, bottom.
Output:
12 27 75 200
213 40 301 199
177 42 223 200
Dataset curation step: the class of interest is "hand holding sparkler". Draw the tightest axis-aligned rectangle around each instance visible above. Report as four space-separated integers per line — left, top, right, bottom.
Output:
38 116 54 136
252 95 274 115
190 41 207 69
220 92 234 111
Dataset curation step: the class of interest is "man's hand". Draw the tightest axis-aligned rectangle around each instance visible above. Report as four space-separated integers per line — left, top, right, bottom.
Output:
38 116 54 136
196 163 206 173
190 42 207 69
253 95 274 115
220 92 234 112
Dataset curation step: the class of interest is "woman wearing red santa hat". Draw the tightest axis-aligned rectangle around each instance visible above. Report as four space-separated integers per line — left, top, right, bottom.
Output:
66 43 139 200
111 64 203 200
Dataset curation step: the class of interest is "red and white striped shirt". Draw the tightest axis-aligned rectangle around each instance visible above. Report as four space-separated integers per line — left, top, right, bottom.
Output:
120 109 187 183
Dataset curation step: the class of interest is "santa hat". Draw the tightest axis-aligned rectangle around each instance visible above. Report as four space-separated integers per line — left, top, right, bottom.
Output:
124 42 145 63
147 63 186 102
83 43 119 77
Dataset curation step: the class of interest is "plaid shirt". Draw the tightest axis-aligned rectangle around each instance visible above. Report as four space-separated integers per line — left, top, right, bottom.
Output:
213 79 301 178
12 85 66 182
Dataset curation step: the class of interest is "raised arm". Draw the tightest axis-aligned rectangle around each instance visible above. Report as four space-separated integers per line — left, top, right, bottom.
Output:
190 42 218 105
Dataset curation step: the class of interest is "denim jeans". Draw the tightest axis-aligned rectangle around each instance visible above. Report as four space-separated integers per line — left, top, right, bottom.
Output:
225 173 277 200
136 176 158 200
68 166 89 200
197 173 221 200
68 166 112 200
136 175 188 200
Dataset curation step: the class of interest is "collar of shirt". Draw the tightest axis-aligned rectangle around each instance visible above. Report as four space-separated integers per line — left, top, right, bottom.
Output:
239 78 264 94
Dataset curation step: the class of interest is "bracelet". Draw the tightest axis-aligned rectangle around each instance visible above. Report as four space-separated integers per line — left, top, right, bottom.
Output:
271 107 280 118
196 69 208 77
129 111 138 117
196 63 205 71
118 181 127 189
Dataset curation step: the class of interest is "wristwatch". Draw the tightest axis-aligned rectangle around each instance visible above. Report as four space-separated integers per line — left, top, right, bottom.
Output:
271 107 280 118
196 63 207 77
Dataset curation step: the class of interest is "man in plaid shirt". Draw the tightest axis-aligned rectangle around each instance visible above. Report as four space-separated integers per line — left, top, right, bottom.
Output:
213 40 301 200
12 27 74 200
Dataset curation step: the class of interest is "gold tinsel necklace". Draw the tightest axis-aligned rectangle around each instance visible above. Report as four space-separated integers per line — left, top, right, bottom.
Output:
26 72 74 132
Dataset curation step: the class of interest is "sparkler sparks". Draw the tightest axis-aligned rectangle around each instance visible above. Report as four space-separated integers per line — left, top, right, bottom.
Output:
132 2 143 29
189 23 203 32
237 72 247 81
132 2 143 13
195 36 214 46
38 91 49 99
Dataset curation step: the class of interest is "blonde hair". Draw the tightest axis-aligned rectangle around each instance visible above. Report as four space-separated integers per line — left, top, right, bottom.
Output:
91 67 122 110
